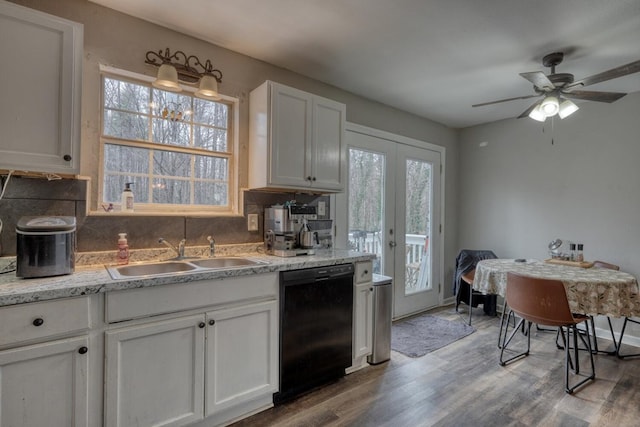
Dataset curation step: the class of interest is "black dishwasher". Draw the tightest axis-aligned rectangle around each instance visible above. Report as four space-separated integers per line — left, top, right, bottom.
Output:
274 263 354 404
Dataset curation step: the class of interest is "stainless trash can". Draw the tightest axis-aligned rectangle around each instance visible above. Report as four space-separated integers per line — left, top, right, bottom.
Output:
368 274 393 364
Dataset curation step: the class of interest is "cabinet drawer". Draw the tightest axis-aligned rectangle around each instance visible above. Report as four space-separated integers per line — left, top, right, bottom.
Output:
106 273 278 323
355 262 373 284
0 297 90 347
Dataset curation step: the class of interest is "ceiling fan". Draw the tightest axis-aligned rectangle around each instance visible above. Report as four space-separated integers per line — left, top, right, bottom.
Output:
472 52 640 121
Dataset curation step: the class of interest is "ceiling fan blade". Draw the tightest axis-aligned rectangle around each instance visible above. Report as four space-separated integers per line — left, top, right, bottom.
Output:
517 100 541 119
519 71 554 90
472 94 539 108
568 59 640 89
563 90 627 103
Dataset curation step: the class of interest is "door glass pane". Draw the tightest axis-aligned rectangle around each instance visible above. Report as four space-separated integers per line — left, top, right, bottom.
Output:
347 148 385 274
405 159 431 294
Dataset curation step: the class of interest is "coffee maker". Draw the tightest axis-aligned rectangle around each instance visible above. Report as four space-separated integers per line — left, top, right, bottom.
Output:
264 204 320 257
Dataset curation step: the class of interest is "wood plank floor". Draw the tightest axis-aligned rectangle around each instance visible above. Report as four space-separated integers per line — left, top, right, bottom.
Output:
232 305 640 427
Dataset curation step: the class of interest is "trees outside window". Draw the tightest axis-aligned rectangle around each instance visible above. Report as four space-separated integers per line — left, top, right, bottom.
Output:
101 76 232 212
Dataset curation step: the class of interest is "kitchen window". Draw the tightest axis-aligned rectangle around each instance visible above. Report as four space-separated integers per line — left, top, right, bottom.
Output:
99 71 237 214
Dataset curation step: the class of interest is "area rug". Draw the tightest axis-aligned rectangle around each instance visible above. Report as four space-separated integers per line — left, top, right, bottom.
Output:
391 314 476 358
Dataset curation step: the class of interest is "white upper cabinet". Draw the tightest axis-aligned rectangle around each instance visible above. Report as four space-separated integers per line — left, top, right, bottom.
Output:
249 81 345 193
0 1 83 174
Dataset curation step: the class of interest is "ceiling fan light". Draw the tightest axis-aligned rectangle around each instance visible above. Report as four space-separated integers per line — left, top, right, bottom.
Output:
541 96 559 116
529 104 546 122
558 99 579 119
153 64 182 92
195 74 220 100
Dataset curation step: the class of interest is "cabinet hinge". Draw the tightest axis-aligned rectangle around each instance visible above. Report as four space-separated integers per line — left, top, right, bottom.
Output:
439 224 442 234
439 283 441 293
440 164 442 174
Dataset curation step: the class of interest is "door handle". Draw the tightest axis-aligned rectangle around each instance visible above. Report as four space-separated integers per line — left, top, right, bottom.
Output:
389 240 397 248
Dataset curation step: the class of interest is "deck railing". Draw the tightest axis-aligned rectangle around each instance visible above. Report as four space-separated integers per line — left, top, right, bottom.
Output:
348 232 429 290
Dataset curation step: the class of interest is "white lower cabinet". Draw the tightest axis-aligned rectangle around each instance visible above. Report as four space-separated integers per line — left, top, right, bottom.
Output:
105 300 278 427
205 301 278 419
354 282 374 359
105 315 206 427
350 261 374 371
0 335 89 427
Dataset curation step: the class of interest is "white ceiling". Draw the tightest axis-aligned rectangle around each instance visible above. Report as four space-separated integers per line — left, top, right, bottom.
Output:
91 0 640 128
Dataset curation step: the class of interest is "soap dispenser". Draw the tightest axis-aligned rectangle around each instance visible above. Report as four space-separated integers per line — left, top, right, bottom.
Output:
117 233 129 265
121 182 134 212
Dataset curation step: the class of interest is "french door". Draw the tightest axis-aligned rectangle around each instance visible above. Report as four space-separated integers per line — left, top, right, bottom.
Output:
336 124 442 319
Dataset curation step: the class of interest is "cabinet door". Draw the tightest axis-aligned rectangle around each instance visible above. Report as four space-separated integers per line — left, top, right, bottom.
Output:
269 83 313 188
105 315 205 427
0 336 89 427
0 1 82 174
354 282 374 359
311 98 345 191
205 300 278 417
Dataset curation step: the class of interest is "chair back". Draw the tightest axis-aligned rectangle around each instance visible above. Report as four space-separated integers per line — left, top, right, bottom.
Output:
592 260 620 271
506 272 576 327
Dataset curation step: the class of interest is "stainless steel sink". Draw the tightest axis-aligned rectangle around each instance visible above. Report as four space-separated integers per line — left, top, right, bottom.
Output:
107 261 198 279
190 257 267 269
106 257 269 280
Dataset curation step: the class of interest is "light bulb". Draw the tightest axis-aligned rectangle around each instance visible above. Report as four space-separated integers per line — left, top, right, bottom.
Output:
528 104 546 122
153 64 181 92
558 99 579 119
541 96 559 116
195 75 220 100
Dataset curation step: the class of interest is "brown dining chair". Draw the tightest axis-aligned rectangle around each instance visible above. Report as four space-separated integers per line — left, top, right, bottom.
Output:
454 249 498 325
499 272 595 394
460 269 475 325
593 260 620 270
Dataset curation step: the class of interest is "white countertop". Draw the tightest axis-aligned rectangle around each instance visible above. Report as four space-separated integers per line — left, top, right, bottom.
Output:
0 250 375 307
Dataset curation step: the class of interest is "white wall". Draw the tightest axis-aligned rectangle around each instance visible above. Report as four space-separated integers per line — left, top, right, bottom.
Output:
459 92 640 277
459 92 640 341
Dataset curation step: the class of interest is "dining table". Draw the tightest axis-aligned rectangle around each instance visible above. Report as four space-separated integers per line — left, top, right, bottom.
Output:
473 258 640 318
473 258 640 355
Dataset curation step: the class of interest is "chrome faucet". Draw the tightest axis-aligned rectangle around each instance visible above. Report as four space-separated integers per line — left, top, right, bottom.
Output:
207 235 215 257
159 237 186 259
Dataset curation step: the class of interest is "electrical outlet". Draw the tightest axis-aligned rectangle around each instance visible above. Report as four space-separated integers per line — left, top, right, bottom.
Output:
247 214 259 231
318 201 326 216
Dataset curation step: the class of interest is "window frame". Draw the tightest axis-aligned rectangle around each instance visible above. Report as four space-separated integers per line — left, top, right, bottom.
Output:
97 65 240 216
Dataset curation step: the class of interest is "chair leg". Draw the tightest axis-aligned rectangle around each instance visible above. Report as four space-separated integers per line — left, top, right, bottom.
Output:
606 317 619 355
557 318 610 355
499 315 531 366
565 323 596 394
617 317 640 359
468 285 473 326
589 317 599 353
497 299 508 348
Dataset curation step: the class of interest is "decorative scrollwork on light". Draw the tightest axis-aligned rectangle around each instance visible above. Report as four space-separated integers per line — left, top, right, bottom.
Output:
145 48 223 84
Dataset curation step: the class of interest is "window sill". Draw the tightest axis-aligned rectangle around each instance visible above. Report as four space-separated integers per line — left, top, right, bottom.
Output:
88 210 242 218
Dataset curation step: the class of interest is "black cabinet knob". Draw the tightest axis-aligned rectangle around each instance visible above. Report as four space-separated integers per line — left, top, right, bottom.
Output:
364 270 369 275
198 322 206 328
32 318 44 327
63 154 72 161
209 319 215 326
312 177 316 181
306 176 312 181
78 346 88 354
370 288 374 292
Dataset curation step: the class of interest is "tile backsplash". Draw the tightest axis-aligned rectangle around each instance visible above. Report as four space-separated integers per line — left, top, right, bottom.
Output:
0 175 330 256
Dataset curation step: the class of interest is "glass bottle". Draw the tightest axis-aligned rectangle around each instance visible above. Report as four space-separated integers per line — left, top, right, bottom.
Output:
569 243 576 261
576 244 584 262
